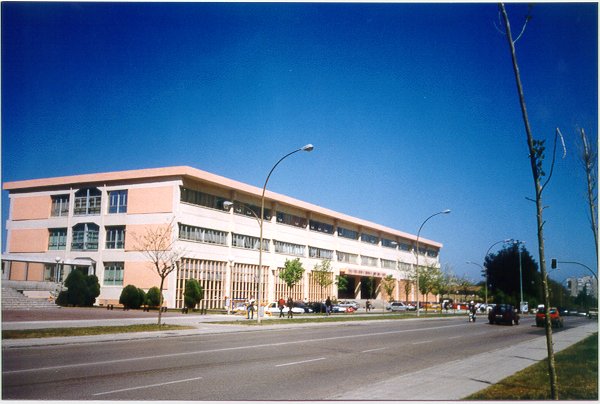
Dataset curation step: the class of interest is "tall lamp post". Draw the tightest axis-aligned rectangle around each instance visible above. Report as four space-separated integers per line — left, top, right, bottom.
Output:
477 239 513 308
513 240 526 312
227 144 314 324
415 209 451 317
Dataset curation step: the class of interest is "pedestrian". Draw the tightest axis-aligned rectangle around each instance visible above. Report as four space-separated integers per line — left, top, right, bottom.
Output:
325 296 332 316
287 297 294 318
247 298 255 320
278 297 286 318
366 300 371 312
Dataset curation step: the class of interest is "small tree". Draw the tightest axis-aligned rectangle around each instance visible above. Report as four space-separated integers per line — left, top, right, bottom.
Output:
132 220 186 326
56 270 100 307
336 275 349 296
312 259 334 300
279 258 305 293
381 275 396 302
146 286 162 308
184 279 204 310
119 285 144 309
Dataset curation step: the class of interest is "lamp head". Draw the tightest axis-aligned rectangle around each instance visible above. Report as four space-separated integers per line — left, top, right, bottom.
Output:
223 201 234 210
442 209 451 214
301 144 314 152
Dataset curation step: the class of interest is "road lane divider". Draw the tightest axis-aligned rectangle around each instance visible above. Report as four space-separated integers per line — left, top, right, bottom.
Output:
92 376 203 396
275 357 326 367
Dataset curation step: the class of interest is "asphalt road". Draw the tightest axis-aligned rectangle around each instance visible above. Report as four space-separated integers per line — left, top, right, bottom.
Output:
3 314 592 401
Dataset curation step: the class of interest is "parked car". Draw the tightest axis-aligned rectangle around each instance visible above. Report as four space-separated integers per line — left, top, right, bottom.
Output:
307 301 327 313
293 301 314 313
488 304 519 325
389 301 409 312
337 300 360 310
264 302 304 315
536 306 563 328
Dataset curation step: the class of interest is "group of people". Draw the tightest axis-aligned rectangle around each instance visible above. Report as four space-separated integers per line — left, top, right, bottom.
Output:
277 297 295 318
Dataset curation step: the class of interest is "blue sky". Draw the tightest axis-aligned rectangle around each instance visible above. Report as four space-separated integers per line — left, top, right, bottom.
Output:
2 2 598 285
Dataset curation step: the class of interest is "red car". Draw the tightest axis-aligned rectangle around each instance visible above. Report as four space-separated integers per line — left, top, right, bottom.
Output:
536 306 563 328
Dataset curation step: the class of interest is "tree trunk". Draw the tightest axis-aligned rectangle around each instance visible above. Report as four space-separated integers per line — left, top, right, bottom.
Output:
158 276 165 327
499 3 558 399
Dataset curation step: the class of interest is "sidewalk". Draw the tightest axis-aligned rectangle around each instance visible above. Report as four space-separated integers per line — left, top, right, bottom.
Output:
331 321 598 400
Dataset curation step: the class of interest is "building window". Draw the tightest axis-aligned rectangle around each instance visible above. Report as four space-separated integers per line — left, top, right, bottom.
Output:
427 249 439 258
337 251 358 264
179 224 227 245
382 238 397 248
276 211 307 228
381 259 397 269
74 188 102 216
399 262 412 272
399 242 411 252
51 195 70 217
309 246 334 259
108 190 127 214
232 233 270 251
104 262 124 286
48 228 67 250
105 226 125 249
361 233 379 245
180 187 227 211
44 264 57 281
71 223 99 251
274 240 305 256
361 255 379 267
337 227 359 240
231 201 272 221
309 220 334 234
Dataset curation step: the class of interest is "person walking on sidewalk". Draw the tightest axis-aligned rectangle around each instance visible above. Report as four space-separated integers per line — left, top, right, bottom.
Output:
247 298 255 320
278 297 286 318
325 296 332 316
287 297 294 318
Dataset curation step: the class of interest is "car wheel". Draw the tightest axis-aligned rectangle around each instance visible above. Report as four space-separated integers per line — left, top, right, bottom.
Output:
514 319 519 325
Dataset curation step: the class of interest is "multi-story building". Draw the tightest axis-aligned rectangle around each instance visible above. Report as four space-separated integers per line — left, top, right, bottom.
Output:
565 276 598 299
2 166 443 309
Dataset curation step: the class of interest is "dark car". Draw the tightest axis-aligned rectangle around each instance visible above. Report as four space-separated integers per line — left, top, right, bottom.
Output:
488 304 519 325
293 301 314 313
307 301 326 313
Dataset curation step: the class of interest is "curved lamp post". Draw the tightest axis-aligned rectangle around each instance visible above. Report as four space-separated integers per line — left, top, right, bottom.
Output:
415 209 450 317
477 239 513 307
226 144 314 324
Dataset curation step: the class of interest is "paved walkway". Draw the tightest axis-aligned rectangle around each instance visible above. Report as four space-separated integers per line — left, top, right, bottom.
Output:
2 308 598 399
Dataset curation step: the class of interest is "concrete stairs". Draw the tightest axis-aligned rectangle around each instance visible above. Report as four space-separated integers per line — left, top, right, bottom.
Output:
1 286 59 310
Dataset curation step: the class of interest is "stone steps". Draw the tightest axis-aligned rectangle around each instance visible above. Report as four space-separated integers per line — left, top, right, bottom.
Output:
1 287 59 310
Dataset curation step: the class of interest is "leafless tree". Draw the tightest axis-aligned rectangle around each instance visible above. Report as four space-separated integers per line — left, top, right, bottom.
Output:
132 219 185 327
579 128 598 264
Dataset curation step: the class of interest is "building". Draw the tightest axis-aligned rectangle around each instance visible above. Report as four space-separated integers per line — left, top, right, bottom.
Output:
2 166 443 309
565 276 598 299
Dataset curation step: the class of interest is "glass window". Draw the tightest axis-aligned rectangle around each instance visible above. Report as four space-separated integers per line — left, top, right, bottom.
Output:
105 226 126 249
71 223 99 251
179 224 227 245
399 242 411 251
276 211 307 228
180 187 228 211
231 201 272 221
381 259 397 269
232 233 269 251
337 227 359 240
48 228 67 250
337 251 358 264
382 238 397 248
309 246 334 259
74 188 101 216
104 262 124 286
361 233 379 245
108 190 127 214
51 195 70 217
361 255 379 267
274 240 305 256
309 220 334 234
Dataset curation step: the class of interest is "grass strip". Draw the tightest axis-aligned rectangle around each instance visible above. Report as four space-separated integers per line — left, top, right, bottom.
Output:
209 312 457 325
465 332 598 400
2 324 194 339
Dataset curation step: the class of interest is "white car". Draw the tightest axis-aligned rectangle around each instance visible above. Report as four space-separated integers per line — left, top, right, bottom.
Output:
389 302 408 312
264 302 304 315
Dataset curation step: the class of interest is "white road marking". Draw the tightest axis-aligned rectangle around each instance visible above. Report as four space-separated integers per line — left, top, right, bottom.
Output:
92 376 203 396
275 357 326 367
361 347 386 353
412 340 432 345
4 323 465 375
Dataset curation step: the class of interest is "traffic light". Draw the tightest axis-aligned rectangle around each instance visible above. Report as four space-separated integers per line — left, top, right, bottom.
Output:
551 258 557 269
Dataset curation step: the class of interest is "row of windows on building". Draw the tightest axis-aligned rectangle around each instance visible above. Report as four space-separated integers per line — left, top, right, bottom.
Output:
180 187 428 253
51 189 127 217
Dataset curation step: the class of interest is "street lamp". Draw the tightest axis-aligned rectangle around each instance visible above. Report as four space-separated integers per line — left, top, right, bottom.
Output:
479 239 513 307
415 209 451 317
512 240 526 312
225 144 314 324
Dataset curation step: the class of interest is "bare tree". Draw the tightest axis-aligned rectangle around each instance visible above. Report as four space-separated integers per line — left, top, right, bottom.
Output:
579 128 598 264
132 220 185 327
499 4 562 398
312 259 334 300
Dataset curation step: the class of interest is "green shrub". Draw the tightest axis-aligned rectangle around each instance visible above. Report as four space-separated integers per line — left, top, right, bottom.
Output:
119 285 144 309
56 269 101 307
146 286 162 307
184 279 204 309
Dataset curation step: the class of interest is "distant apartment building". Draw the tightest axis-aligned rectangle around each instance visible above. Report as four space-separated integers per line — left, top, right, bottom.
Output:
2 166 443 309
565 276 598 299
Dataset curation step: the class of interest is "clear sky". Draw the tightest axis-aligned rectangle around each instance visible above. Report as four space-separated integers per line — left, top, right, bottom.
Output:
2 2 598 285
